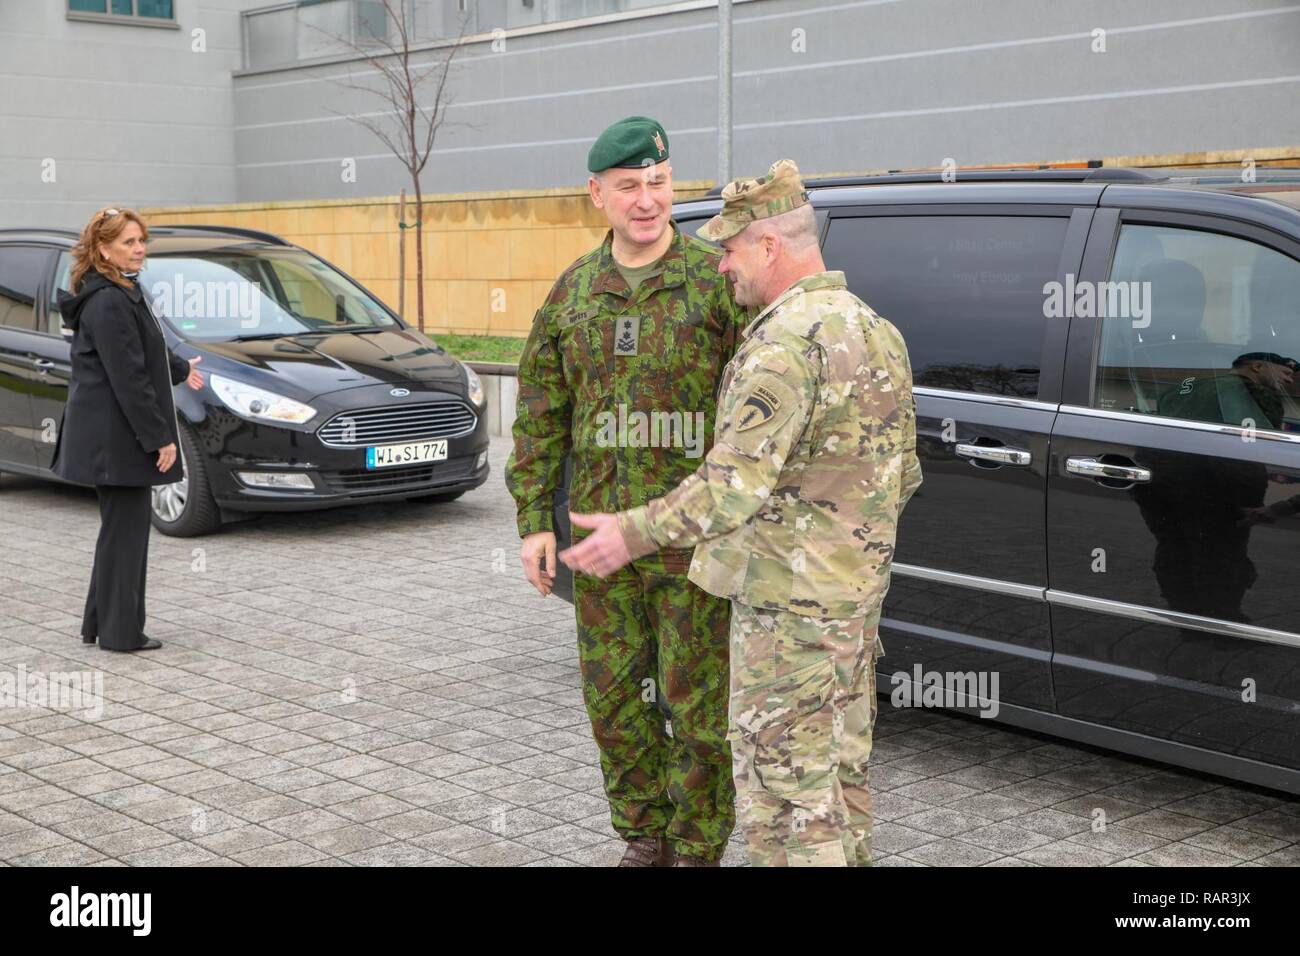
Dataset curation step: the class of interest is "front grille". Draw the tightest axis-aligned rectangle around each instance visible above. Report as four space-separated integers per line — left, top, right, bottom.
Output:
321 457 474 495
317 401 477 448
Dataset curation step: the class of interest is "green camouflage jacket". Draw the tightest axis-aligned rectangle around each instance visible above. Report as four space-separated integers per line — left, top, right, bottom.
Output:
619 271 923 618
507 223 748 537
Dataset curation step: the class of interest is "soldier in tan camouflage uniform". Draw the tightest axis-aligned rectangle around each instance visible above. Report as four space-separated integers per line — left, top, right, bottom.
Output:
561 159 922 866
506 117 747 866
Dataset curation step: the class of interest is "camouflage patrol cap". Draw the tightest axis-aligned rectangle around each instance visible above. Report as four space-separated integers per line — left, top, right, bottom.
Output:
587 116 670 173
698 159 810 242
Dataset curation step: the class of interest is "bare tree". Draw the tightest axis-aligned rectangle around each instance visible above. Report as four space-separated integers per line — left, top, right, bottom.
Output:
310 0 472 332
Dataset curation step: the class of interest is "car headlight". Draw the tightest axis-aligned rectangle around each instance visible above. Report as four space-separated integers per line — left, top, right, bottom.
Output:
464 363 485 408
210 373 317 425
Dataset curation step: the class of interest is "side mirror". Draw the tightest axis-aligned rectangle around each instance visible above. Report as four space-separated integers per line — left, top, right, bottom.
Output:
60 324 73 338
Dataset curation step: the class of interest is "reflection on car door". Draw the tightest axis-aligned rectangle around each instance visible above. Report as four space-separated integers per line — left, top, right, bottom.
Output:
29 252 74 470
0 246 58 471
823 206 1091 713
1048 209 1300 783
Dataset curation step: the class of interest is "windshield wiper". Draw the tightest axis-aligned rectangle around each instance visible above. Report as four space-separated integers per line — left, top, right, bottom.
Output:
227 331 297 342
226 325 395 342
309 324 396 334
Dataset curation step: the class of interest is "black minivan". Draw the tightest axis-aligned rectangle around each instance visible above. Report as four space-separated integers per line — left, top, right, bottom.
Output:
0 225 489 535
553 165 1300 796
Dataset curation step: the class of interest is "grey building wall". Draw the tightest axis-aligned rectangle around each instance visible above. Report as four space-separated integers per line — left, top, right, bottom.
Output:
4 0 1299 227
231 0 1300 202
0 0 270 228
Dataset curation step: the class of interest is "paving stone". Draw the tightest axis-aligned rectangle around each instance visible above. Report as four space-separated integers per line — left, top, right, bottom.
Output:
1182 824 1289 861
896 807 993 838
11 842 107 866
341 842 456 866
1063 825 1170 858
120 842 223 866
410 823 498 856
230 840 330 866
900 839 1003 867
1017 841 1123 866
955 822 1054 854
1008 808 1092 839
82 825 178 857
3 436 1291 868
1131 843 1239 867
1122 808 1217 841
301 824 393 856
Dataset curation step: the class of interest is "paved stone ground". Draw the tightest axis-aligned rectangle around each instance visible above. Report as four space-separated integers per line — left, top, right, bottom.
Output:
0 436 1297 867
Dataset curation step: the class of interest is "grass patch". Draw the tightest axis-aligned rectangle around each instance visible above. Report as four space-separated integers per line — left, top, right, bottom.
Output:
433 333 526 364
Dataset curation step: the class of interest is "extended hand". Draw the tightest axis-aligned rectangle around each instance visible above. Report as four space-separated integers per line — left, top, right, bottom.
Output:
560 512 632 579
186 356 205 390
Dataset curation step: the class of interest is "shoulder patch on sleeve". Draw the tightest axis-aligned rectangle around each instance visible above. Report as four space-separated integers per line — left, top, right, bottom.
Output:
735 383 783 431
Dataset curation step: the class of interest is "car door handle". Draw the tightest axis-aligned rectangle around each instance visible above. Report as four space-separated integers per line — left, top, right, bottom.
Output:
1065 456 1152 483
955 443 1032 466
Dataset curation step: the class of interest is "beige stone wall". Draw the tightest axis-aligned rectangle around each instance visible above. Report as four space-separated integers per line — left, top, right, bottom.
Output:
142 147 1300 338
142 182 713 338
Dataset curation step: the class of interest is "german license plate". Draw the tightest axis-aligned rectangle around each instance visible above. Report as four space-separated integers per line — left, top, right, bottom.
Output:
366 439 448 469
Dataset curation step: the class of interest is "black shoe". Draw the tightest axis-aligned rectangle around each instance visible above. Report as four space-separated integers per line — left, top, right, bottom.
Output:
100 638 162 652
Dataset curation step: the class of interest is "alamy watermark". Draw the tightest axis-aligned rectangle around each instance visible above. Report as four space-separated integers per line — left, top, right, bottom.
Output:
1043 273 1151 328
890 665 1000 718
594 403 707 458
0 665 103 719
149 275 262 329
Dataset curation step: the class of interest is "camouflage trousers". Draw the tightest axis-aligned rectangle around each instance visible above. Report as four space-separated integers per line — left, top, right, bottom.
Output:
728 602 883 867
574 549 735 861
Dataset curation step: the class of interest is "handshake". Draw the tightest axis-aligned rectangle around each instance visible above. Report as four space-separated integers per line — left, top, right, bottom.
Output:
517 513 633 596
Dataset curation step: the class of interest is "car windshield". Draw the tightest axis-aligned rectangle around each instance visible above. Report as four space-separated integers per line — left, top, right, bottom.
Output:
136 247 400 342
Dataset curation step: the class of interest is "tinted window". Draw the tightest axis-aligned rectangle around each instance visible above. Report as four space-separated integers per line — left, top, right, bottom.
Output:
134 250 399 341
1093 224 1300 435
823 215 1069 397
0 246 54 332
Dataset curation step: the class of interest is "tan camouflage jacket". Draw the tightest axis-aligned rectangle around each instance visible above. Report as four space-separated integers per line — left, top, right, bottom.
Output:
619 271 922 618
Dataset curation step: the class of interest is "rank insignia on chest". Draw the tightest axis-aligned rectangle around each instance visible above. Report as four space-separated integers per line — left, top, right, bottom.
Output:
614 315 640 356
735 384 782 431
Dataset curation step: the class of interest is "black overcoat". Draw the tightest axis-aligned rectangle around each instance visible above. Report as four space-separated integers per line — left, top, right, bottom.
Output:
53 269 189 487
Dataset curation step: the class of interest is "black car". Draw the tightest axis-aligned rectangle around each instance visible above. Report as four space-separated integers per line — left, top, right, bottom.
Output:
0 225 490 535
554 165 1300 796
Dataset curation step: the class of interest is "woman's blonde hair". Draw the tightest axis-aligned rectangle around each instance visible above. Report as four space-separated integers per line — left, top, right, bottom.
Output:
69 206 149 293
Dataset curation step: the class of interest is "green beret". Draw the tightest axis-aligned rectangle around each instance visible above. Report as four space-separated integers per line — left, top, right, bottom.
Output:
587 116 670 173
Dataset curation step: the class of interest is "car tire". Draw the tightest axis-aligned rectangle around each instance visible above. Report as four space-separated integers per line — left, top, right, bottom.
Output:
408 489 465 504
151 422 222 537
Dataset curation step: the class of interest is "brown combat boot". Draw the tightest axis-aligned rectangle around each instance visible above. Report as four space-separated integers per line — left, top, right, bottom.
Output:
618 835 672 867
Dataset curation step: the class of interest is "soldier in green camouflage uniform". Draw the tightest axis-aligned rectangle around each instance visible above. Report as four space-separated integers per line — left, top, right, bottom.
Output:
562 160 922 866
506 118 747 865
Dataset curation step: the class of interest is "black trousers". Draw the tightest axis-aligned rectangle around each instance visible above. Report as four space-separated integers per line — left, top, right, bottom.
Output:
81 485 152 651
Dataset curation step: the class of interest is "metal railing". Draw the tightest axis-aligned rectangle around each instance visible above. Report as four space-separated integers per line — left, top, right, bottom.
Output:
242 0 678 71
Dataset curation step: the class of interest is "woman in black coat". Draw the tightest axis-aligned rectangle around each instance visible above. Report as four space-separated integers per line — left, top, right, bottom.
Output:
53 206 203 652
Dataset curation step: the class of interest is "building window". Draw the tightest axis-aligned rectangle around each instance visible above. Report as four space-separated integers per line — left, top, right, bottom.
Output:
68 0 175 21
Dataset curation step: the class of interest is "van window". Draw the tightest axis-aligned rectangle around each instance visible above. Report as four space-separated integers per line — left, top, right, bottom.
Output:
822 215 1069 398
0 246 55 333
1093 224 1300 435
